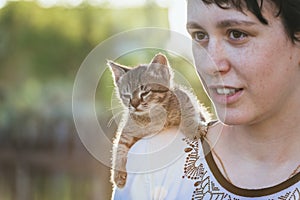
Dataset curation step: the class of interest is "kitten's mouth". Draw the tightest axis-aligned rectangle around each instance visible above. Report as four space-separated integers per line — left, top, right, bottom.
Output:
131 108 147 114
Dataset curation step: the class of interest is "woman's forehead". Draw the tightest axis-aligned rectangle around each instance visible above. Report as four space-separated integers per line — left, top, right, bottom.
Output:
186 0 278 25
187 1 252 24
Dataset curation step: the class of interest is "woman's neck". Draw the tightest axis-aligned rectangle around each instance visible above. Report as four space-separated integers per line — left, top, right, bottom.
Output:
229 107 300 162
228 83 300 159
207 115 300 188
229 124 299 163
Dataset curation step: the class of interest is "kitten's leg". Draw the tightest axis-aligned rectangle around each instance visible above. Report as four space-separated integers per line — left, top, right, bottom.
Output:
112 133 138 188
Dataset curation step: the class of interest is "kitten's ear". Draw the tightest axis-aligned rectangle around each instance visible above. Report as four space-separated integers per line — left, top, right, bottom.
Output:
147 53 171 81
150 53 168 66
107 60 130 83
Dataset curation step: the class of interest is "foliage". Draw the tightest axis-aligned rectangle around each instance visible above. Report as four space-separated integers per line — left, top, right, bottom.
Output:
0 2 169 200
0 2 212 199
0 1 169 136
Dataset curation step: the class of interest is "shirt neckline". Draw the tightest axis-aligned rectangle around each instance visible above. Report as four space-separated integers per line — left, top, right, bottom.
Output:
202 137 300 197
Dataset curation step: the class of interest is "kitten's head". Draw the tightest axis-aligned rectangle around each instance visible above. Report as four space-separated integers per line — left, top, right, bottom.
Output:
108 53 173 115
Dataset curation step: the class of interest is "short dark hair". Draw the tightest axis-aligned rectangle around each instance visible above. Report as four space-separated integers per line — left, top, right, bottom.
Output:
201 0 300 43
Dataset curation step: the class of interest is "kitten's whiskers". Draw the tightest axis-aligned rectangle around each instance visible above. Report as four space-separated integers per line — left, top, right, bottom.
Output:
107 109 125 127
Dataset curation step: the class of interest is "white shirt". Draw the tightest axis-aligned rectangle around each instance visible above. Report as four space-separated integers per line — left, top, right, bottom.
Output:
112 128 300 200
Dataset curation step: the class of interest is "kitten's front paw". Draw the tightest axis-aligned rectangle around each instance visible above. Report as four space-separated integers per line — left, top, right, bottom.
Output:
185 133 199 140
198 125 208 138
185 125 208 140
114 170 127 188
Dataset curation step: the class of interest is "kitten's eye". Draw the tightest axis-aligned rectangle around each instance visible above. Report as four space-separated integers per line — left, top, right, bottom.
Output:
141 91 151 99
140 85 146 90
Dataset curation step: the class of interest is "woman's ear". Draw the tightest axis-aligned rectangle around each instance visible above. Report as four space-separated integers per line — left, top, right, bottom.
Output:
295 32 300 67
294 32 300 46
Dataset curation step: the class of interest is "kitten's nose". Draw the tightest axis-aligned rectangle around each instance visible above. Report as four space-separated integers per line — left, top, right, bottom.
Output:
130 98 140 109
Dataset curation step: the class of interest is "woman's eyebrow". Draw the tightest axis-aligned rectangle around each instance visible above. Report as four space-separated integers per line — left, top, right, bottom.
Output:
186 20 257 30
216 19 257 28
186 22 203 30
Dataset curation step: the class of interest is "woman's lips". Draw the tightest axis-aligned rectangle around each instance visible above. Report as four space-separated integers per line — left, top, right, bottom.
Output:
209 86 244 105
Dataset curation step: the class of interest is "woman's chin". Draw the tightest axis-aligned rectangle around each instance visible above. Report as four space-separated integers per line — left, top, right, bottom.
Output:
216 112 250 126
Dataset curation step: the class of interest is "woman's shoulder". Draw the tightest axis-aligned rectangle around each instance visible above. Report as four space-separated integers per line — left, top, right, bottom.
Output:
129 127 187 153
114 128 199 200
127 127 190 173
205 120 223 145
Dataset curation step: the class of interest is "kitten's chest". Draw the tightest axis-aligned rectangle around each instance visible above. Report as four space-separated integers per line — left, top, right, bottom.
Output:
124 109 180 137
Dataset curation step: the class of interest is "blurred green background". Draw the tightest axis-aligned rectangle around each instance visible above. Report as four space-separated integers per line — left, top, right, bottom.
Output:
0 1 212 199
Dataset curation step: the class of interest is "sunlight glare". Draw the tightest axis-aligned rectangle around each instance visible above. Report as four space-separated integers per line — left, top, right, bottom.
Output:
155 0 171 8
108 0 146 8
64 0 83 7
168 0 187 36
0 0 6 8
37 0 58 8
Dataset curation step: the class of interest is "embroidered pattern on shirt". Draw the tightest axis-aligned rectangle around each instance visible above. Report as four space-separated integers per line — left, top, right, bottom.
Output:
182 138 205 180
182 138 234 200
279 188 299 200
182 137 299 200
192 173 235 200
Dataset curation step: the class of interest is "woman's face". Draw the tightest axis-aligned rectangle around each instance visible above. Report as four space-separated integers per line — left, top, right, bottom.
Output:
187 1 300 125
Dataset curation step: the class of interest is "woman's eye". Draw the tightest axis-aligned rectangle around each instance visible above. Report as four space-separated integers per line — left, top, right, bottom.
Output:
192 31 208 42
228 30 248 41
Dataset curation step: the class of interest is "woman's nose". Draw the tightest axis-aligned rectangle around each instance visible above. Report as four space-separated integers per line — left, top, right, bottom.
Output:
193 40 231 77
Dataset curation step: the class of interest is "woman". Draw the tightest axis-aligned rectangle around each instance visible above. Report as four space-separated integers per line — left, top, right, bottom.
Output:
113 0 300 199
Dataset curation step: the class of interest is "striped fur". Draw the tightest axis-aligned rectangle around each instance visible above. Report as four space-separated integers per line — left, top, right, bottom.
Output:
108 53 210 188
